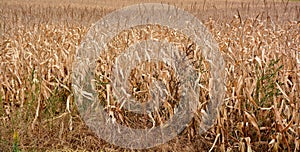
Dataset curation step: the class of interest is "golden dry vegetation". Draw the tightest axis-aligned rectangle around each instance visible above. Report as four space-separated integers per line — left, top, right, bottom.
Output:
0 0 300 151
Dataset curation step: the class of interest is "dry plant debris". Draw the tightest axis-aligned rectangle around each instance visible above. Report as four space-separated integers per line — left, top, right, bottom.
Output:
0 1 299 151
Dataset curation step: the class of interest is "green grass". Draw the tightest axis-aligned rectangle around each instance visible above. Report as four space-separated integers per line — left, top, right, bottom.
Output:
255 59 284 107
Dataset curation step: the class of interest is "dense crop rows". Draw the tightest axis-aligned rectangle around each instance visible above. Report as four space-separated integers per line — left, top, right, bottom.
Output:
0 1 299 151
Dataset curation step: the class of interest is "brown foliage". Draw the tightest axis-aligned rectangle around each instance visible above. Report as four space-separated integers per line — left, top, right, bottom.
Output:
0 1 299 151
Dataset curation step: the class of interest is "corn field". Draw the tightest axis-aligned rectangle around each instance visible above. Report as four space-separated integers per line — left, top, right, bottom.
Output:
0 0 299 151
